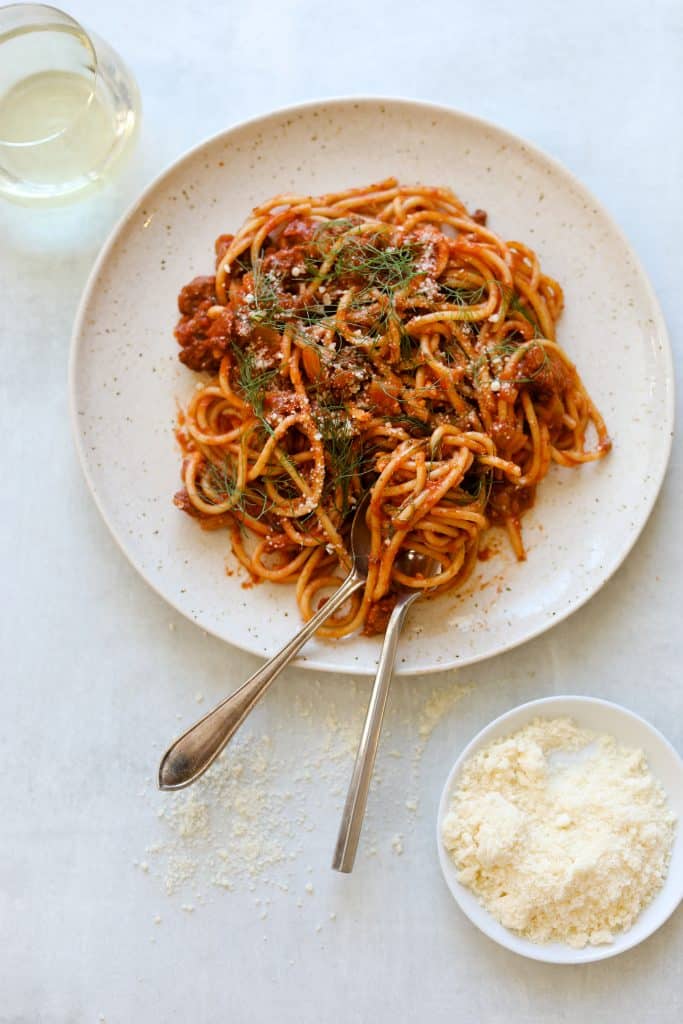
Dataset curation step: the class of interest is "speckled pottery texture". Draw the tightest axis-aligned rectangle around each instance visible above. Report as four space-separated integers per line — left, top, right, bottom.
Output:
70 98 673 675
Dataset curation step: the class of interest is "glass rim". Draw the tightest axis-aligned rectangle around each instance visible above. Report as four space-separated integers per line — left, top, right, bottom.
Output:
0 2 99 148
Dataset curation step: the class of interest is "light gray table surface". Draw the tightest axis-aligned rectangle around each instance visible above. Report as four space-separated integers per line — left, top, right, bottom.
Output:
2 1 681 1020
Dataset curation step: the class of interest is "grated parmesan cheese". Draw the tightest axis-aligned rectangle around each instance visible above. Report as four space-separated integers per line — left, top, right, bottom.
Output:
441 717 676 948
419 277 441 301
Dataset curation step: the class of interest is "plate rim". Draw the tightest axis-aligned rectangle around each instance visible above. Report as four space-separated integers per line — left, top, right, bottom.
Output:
69 95 675 675
435 694 683 963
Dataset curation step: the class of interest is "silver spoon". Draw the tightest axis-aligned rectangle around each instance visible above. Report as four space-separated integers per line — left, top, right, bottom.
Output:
158 493 373 791
332 547 439 873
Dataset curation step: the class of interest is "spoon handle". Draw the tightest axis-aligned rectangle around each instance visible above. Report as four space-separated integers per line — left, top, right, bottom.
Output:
158 571 364 790
332 596 413 873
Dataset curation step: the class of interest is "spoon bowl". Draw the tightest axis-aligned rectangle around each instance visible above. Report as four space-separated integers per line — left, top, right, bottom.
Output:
158 494 372 791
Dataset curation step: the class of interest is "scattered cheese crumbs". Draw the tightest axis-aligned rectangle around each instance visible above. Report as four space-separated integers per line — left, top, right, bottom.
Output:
168 623 176 632
139 861 149 873
441 717 676 948
181 904 195 913
315 924 322 933
175 799 210 840
141 677 472 914
391 834 404 856
418 685 472 741
304 882 314 894
490 380 501 393
195 693 204 704
329 912 336 921
153 915 162 925
164 855 198 894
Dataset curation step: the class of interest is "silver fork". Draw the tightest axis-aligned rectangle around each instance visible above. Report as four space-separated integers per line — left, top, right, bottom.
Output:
332 547 438 872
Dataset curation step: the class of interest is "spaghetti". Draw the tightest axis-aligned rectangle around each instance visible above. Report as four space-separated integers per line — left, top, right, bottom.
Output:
173 179 611 637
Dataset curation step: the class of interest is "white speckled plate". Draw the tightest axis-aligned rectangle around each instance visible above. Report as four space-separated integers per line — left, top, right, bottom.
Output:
69 98 673 675
437 696 683 963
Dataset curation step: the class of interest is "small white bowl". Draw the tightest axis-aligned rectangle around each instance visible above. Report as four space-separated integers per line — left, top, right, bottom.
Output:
436 696 683 964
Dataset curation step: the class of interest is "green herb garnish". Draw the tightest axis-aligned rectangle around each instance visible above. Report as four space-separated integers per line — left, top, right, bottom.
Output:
314 402 363 516
203 456 273 520
230 343 277 420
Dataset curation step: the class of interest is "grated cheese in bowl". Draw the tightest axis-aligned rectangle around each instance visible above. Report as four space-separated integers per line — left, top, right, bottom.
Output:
441 716 677 950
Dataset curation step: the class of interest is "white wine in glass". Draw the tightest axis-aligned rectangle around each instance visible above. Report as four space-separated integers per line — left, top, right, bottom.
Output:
0 4 140 204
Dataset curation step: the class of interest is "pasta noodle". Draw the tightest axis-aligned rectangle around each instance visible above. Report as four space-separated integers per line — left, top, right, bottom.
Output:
172 179 611 637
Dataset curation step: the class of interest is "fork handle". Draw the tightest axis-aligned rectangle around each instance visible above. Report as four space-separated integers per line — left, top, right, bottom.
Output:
332 596 413 872
158 570 364 790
